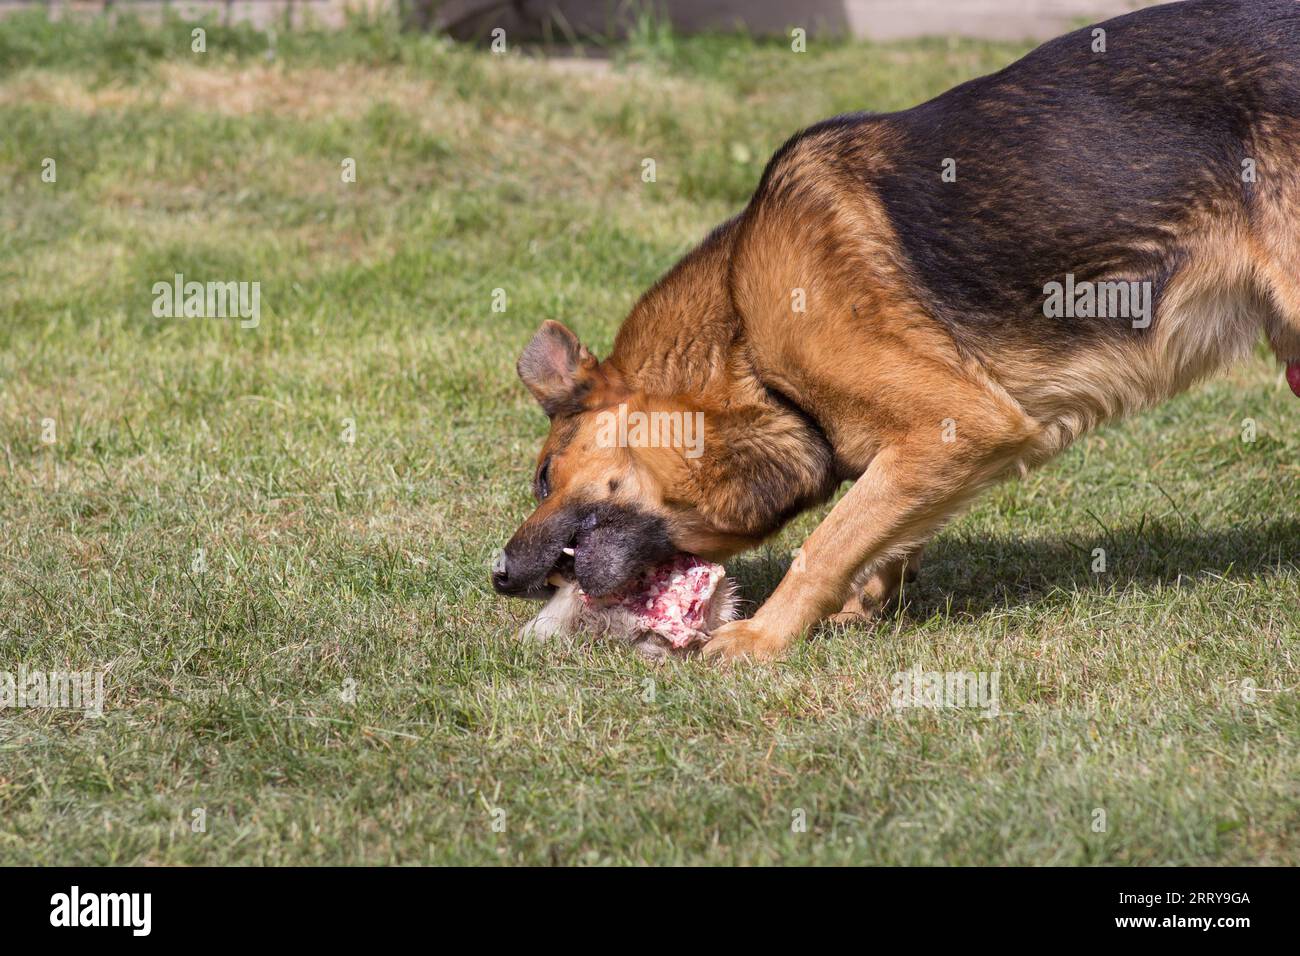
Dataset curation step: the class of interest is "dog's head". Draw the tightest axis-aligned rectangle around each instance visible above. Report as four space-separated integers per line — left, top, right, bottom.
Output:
492 320 821 600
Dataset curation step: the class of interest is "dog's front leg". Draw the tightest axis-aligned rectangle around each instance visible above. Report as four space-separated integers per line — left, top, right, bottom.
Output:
704 431 1027 662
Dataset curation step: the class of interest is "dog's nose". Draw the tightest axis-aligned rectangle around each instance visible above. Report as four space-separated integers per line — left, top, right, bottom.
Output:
491 550 512 593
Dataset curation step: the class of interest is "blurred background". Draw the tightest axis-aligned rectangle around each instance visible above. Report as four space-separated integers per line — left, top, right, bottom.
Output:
6 0 1161 40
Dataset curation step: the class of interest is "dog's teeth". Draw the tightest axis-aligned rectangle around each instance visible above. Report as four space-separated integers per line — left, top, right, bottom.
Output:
562 547 575 556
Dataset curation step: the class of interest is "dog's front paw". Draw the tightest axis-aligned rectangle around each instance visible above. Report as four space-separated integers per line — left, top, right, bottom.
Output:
703 619 790 663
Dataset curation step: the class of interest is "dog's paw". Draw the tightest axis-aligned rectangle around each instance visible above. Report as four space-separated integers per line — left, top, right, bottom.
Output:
826 610 869 626
703 619 789 663
827 587 888 627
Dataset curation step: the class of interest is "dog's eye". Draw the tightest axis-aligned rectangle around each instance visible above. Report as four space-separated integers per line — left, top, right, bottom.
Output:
536 458 552 500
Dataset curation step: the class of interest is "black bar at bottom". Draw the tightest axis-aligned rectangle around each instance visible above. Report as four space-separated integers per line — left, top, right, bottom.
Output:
0 866 1286 943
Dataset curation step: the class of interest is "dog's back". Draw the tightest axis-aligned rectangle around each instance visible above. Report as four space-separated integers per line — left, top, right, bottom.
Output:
876 0 1300 344
728 0 1300 456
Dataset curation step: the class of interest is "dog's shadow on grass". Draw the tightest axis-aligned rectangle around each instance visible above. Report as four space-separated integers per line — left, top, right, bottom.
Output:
726 518 1300 622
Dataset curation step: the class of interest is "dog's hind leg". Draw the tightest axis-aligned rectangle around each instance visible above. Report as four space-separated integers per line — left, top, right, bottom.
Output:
1255 235 1300 377
829 548 923 625
1247 134 1300 386
1256 250 1300 394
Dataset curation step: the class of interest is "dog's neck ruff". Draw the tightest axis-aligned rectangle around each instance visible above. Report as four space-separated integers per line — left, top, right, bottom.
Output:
758 379 845 477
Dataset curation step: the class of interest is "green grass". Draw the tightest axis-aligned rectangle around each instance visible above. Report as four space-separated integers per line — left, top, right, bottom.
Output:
0 11 1296 865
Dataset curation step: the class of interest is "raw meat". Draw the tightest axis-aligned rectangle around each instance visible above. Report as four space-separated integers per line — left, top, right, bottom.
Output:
519 554 737 659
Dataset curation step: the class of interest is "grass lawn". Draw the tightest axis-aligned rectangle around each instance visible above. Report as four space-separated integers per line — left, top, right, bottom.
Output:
0 11 1296 865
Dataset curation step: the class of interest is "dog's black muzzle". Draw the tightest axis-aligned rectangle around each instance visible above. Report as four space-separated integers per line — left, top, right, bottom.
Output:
490 501 675 599
491 547 569 600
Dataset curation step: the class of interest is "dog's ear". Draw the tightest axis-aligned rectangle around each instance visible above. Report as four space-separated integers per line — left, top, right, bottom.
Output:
517 320 601 416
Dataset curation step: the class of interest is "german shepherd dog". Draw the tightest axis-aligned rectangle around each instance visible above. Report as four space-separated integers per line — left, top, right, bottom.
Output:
492 0 1300 661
